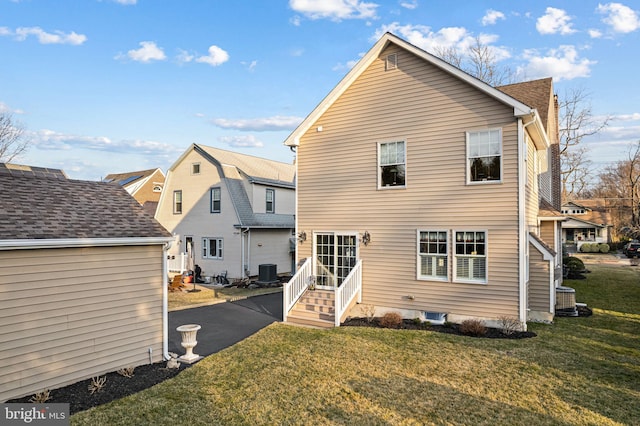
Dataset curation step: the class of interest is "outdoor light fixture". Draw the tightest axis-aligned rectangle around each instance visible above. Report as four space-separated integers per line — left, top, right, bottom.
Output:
362 231 371 246
297 231 307 243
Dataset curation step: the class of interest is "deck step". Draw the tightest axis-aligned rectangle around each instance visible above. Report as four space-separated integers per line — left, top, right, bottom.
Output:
286 289 336 329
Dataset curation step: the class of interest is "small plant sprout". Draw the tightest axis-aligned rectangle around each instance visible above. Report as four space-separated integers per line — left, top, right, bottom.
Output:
359 304 376 323
88 376 107 394
29 389 51 403
497 316 522 335
117 367 135 378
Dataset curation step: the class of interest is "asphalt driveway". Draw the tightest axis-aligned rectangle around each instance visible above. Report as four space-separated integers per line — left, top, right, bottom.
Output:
168 292 282 358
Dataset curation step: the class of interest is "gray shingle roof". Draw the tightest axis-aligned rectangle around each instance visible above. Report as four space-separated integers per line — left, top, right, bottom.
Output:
0 172 171 240
225 177 294 228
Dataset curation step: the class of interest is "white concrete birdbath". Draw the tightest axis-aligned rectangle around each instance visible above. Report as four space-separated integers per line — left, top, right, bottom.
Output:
176 324 202 364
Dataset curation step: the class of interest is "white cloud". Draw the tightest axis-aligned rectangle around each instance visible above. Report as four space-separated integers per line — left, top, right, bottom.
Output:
521 45 595 81
400 0 418 10
211 116 303 131
196 45 229 67
597 2 640 33
122 41 166 63
113 0 137 4
242 60 258 71
176 49 195 64
482 9 505 26
373 23 510 61
5 26 87 45
289 0 378 21
588 29 603 38
0 102 25 114
536 7 576 35
612 112 640 121
290 15 302 26
218 135 264 148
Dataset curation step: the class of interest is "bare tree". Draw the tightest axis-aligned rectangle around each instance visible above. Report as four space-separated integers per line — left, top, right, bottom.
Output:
561 145 593 200
0 113 29 163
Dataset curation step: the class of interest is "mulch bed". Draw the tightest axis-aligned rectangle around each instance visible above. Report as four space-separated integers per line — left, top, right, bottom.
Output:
8 362 189 415
342 317 538 339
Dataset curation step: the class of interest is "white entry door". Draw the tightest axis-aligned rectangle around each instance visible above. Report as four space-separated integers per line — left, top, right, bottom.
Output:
314 232 358 289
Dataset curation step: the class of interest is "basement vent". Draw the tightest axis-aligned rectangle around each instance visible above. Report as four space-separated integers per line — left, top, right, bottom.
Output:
423 311 446 325
385 53 397 71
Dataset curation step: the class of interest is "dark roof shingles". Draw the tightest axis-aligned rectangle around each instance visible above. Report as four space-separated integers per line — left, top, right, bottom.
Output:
0 174 171 240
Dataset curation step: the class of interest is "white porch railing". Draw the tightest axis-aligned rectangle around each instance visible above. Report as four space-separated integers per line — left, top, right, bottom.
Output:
283 257 312 322
334 259 363 326
168 253 188 273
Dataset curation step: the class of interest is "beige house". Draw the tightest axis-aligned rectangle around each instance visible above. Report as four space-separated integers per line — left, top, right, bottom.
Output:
561 200 613 251
155 144 296 281
0 163 172 402
283 33 563 329
103 168 165 216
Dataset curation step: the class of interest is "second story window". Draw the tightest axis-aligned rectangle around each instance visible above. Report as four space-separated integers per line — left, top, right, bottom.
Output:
191 163 201 175
173 190 182 214
467 129 502 183
210 187 221 213
378 140 406 188
266 189 275 213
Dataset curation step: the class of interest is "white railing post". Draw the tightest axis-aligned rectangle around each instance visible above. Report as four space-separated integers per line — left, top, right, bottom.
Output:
334 260 362 327
283 258 312 322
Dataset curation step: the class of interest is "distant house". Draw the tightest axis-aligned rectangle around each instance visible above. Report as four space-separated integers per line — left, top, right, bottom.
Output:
0 164 172 402
103 168 165 216
155 144 296 281
283 33 563 328
562 199 613 251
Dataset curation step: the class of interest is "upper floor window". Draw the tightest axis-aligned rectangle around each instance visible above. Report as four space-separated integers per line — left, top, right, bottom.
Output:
173 190 182 214
467 129 502 183
378 140 406 188
266 188 275 213
418 231 449 281
385 53 397 71
454 231 487 284
191 163 201 175
210 187 221 213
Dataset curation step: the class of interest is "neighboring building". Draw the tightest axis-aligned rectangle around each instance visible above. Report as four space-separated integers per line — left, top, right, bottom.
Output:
283 33 563 329
562 199 613 251
155 144 296 281
103 168 165 216
0 164 172 402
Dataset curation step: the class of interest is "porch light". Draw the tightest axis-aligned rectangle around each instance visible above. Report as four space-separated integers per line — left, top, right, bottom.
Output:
297 231 307 243
362 231 371 246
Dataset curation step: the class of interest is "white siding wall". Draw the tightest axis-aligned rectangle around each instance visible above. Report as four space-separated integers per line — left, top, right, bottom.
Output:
0 245 164 401
296 45 523 320
247 229 293 276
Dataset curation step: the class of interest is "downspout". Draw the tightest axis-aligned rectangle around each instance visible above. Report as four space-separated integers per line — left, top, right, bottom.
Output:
241 227 250 278
163 239 174 361
518 117 529 330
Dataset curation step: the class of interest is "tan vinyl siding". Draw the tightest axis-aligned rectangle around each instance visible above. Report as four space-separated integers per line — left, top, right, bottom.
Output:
525 136 539 231
540 221 555 248
0 245 164 401
528 243 551 312
297 45 523 319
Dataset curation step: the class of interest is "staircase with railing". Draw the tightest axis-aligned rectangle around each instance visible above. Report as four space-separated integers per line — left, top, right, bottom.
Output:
283 259 362 328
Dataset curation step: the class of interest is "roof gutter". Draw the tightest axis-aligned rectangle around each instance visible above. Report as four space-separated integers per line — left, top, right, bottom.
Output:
0 236 174 251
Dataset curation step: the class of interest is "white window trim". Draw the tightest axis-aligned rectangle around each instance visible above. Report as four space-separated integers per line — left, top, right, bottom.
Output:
202 237 223 259
377 139 407 190
191 162 201 175
416 229 449 282
210 187 221 213
466 128 503 185
266 188 275 214
173 190 182 215
452 229 488 285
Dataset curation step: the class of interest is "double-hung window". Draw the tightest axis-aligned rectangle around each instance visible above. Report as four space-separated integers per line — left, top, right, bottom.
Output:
173 190 182 214
266 189 275 213
210 187 221 213
418 231 448 281
202 238 223 259
454 231 487 283
378 140 406 188
467 129 502 183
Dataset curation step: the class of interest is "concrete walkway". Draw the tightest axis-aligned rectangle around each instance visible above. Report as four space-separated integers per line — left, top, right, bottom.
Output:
168 292 283 359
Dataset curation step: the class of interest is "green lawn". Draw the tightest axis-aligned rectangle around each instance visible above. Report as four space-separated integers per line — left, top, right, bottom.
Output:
73 262 640 425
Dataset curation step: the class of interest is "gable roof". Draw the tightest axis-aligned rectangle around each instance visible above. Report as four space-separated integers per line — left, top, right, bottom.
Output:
0 172 171 246
538 198 565 221
103 168 163 187
498 78 553 131
0 162 67 180
562 199 613 227
284 32 548 149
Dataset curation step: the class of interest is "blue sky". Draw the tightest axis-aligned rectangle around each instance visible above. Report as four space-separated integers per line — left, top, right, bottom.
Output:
1 0 639 180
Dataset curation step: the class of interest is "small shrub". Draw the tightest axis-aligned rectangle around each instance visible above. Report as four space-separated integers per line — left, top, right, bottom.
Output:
412 317 422 325
88 376 107 395
598 243 610 253
29 389 51 403
563 256 585 272
497 316 522 335
379 312 403 328
117 367 135 378
359 304 376 323
459 319 487 336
